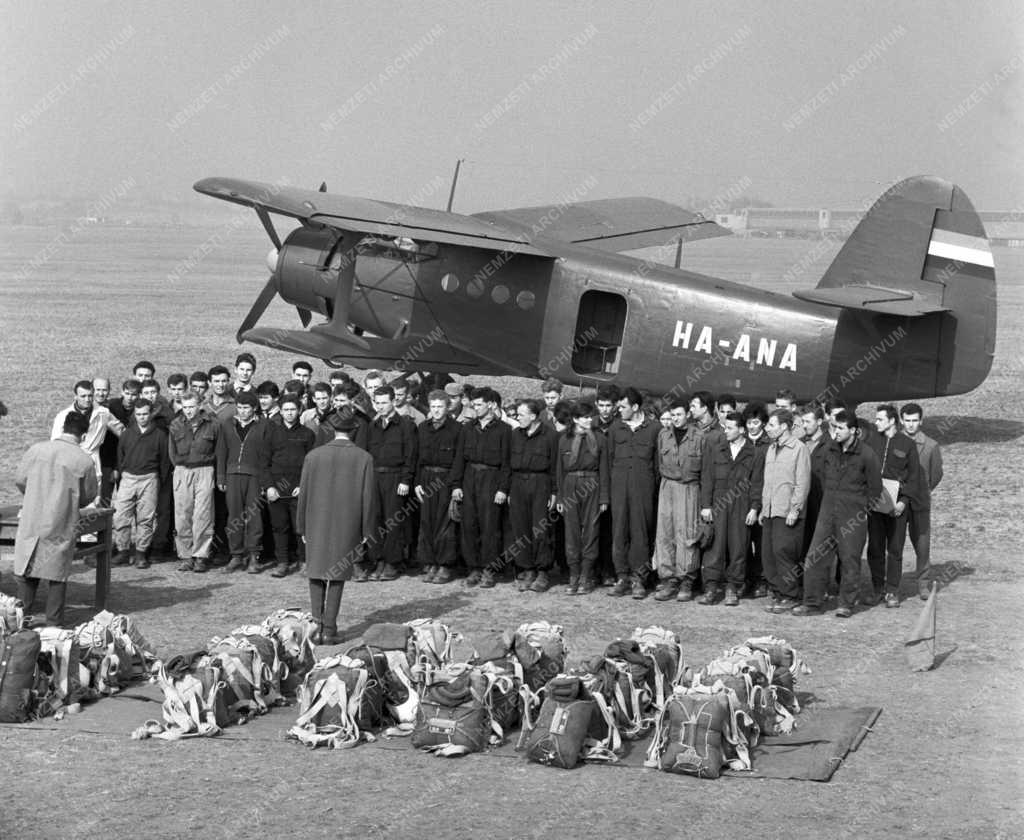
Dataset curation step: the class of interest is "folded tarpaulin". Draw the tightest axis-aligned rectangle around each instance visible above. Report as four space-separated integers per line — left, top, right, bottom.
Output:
724 705 883 782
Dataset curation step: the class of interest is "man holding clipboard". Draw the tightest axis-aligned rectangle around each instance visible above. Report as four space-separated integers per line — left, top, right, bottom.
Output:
865 405 923 608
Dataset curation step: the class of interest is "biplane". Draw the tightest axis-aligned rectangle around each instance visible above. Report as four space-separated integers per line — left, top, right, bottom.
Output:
194 174 996 401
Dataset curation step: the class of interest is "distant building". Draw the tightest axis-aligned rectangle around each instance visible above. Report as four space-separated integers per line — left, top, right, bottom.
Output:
978 211 1024 247
724 206 1021 246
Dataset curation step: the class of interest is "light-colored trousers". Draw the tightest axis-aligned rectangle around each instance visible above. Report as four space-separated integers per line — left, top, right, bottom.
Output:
653 478 700 580
172 465 215 559
113 472 158 551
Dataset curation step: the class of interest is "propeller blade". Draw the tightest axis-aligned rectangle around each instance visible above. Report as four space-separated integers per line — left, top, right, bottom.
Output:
297 307 312 327
237 275 279 343
318 182 327 192
254 206 282 250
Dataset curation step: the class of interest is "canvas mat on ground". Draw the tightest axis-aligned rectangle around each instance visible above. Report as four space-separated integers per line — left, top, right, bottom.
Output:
1 682 880 783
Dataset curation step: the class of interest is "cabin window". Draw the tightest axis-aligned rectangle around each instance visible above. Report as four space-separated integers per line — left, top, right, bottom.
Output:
572 290 626 376
516 291 535 310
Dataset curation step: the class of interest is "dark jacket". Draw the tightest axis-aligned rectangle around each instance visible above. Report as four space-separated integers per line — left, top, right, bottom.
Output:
821 436 883 508
215 418 272 487
747 433 769 514
268 421 316 493
168 413 220 468
805 432 829 510
148 396 176 432
555 430 610 506
118 423 170 479
416 416 462 490
367 413 418 484
509 423 558 479
709 437 759 512
607 417 660 477
452 417 511 494
863 428 922 508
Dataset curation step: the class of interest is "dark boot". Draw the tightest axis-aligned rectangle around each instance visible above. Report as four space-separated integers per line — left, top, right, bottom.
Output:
224 555 245 572
654 578 679 601
246 553 262 574
270 560 290 578
631 575 648 600
111 548 132 567
565 567 581 595
309 579 325 644
133 550 150 570
607 578 630 597
697 585 723 605
321 580 343 645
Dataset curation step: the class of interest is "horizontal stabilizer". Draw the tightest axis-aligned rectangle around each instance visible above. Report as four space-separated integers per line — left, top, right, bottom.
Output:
793 285 951 317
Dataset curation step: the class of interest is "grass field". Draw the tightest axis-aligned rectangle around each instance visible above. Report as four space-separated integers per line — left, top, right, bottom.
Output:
1 225 1022 839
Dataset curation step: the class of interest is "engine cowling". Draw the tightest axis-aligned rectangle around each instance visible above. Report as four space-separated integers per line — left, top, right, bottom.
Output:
275 226 346 318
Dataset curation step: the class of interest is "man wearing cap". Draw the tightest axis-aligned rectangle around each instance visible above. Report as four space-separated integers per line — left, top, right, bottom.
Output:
215 391 273 573
297 409 376 645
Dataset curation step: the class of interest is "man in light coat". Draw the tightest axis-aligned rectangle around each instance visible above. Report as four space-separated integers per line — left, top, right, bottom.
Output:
14 412 98 626
51 379 125 481
759 408 811 614
297 409 376 645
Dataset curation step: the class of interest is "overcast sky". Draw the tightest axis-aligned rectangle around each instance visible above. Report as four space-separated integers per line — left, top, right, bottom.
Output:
3 1 1021 212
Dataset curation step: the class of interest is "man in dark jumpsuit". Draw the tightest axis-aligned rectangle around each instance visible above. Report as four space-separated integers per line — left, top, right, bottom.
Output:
863 403 922 607
415 389 463 584
699 411 759 607
451 386 510 589
364 384 418 582
794 410 882 617
594 384 621 587
606 387 659 598
508 398 559 593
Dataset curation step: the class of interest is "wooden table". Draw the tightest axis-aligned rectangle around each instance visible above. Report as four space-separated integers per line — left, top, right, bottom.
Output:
0 504 114 611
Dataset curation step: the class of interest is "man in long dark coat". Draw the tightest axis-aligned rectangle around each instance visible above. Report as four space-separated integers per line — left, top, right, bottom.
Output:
296 409 375 645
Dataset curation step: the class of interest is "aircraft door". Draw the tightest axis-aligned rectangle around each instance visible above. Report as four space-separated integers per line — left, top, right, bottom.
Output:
572 290 626 376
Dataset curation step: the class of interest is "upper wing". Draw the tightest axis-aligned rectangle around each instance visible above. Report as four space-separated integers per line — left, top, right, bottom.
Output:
472 197 731 252
193 177 553 257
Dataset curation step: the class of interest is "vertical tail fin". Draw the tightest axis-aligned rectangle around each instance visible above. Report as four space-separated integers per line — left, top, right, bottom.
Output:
794 176 996 398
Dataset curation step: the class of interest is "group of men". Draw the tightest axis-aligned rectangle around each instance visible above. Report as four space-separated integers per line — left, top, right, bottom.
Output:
10 352 943 625
644 389 942 617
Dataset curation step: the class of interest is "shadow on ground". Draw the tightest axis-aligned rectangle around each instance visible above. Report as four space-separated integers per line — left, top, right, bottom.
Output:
338 590 472 642
61 574 231 626
925 416 1024 445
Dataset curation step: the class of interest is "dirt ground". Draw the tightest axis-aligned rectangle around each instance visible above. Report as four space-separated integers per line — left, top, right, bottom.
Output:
0 229 1021 839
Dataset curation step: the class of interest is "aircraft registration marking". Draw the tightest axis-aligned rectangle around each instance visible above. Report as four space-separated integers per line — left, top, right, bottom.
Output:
671 320 797 371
